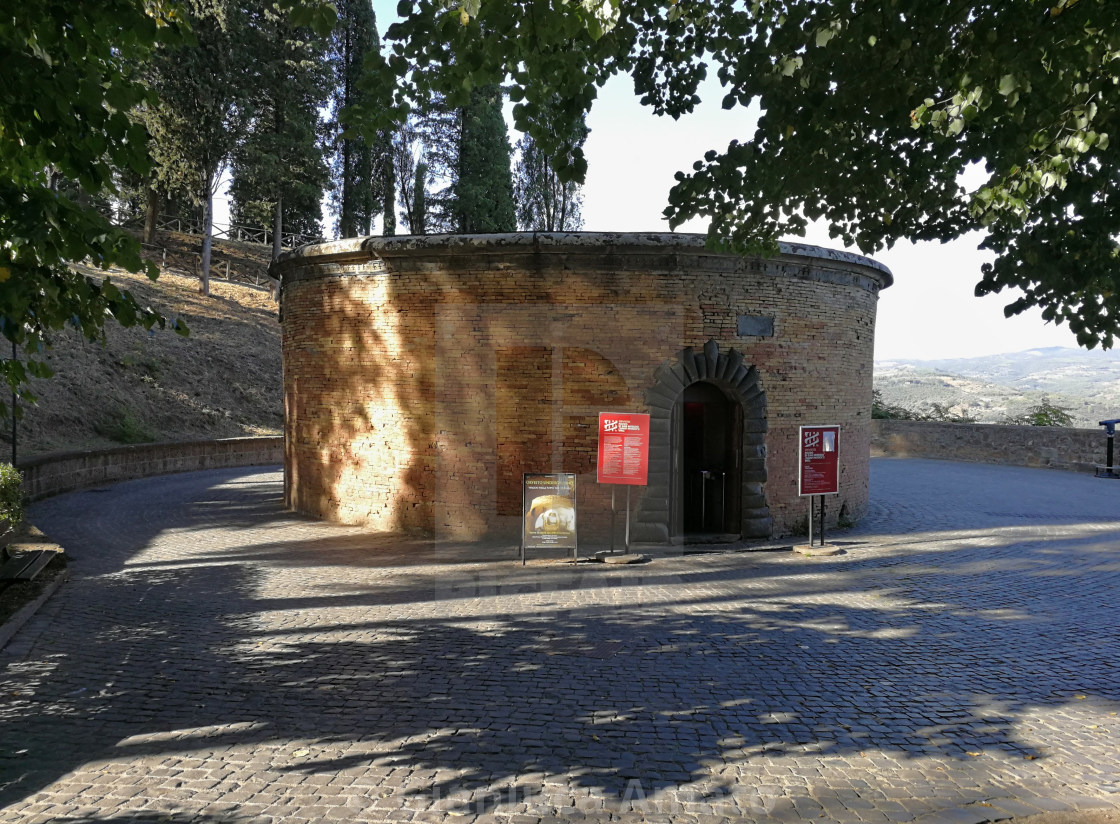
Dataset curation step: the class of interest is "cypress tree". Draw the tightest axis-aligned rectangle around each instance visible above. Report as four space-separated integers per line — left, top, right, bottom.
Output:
329 0 394 237
231 1 331 259
454 85 515 234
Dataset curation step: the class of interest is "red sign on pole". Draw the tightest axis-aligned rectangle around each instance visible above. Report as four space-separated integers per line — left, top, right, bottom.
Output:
596 412 650 486
799 425 840 496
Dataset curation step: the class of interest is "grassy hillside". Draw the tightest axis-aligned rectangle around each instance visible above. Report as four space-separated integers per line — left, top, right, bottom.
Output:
8 236 282 458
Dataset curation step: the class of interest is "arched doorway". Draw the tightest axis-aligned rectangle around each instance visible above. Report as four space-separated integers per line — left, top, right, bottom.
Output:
675 381 742 537
630 340 771 544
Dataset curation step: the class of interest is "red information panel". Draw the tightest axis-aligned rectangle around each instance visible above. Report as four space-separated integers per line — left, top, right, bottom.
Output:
596 412 650 486
799 425 840 496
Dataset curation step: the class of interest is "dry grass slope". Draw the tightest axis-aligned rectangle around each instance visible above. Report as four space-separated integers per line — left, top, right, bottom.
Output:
9 236 282 458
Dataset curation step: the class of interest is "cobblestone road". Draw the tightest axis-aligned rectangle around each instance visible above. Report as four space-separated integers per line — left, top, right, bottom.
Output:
2 458 1120 824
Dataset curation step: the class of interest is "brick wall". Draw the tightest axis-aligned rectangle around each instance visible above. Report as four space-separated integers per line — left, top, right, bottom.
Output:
19 436 283 501
871 419 1107 473
276 233 891 542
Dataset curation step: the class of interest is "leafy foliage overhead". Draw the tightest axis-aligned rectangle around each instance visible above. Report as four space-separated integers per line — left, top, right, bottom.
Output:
366 0 1120 348
0 1 189 409
0 0 335 413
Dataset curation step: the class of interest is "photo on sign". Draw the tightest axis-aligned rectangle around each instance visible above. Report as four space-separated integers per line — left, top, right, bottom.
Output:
525 494 575 537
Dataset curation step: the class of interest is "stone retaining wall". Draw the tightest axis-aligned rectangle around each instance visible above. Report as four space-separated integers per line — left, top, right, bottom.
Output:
18 437 283 501
870 420 1106 473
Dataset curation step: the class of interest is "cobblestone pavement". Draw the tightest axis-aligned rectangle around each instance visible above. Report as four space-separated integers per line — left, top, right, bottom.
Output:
2 458 1120 824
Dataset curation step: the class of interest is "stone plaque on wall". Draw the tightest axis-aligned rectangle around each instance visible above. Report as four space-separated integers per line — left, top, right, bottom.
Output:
737 315 775 337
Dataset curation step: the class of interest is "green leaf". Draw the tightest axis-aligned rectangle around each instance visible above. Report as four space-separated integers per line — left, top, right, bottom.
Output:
366 0 1120 350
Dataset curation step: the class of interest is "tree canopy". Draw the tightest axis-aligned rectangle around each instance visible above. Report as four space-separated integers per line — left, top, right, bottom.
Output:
0 0 335 411
455 84 516 233
330 0 384 238
232 0 332 258
145 0 257 295
0 1 189 411
514 107 587 231
367 0 1120 348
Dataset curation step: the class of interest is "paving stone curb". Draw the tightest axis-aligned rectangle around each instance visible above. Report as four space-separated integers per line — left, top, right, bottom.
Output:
0 563 68 652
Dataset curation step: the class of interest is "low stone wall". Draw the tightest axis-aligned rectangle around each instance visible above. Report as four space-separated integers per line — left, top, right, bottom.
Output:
870 420 1107 473
18 437 283 501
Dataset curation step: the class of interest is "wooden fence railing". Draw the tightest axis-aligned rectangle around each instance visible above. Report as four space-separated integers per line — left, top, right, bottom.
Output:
153 215 322 250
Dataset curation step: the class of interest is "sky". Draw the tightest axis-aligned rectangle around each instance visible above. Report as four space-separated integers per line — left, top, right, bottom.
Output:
218 0 1101 364
576 75 1086 362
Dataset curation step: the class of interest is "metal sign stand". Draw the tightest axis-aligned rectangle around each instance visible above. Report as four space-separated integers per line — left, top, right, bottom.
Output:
819 495 826 547
610 486 616 554
807 495 814 548
625 486 631 553
806 495 828 548
9 340 15 465
606 484 632 555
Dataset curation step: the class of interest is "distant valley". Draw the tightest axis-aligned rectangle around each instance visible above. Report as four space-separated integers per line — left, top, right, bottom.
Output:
874 347 1120 428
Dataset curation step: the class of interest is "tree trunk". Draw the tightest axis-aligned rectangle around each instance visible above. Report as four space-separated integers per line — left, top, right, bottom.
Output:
341 139 353 237
414 162 427 235
272 196 283 262
382 159 396 236
558 185 569 232
144 187 161 245
200 178 213 296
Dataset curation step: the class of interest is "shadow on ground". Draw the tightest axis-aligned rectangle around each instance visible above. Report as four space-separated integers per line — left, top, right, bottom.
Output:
1 464 1119 817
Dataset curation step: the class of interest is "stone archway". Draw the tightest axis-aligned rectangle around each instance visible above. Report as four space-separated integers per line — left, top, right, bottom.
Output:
631 340 771 544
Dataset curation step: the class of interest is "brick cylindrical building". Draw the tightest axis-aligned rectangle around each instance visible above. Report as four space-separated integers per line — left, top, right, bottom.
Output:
274 232 892 544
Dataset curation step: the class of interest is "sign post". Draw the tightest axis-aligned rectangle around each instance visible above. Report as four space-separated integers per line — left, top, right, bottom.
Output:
799 425 840 547
520 473 578 565
596 412 650 553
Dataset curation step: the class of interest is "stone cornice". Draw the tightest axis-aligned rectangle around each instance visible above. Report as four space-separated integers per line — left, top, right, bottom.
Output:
272 231 893 293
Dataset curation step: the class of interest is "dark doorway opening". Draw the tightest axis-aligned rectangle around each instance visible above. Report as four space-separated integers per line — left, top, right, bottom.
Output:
674 381 742 538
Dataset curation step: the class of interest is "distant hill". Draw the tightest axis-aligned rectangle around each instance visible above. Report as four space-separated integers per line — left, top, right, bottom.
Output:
874 347 1120 428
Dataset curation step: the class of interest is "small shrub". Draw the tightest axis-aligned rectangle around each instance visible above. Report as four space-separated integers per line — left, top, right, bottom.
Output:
1002 397 1075 427
0 463 24 531
923 402 978 424
95 408 157 444
872 391 976 423
117 352 162 378
872 390 919 420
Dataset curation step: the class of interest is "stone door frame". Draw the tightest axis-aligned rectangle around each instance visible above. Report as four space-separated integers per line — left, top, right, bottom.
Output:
632 340 771 544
